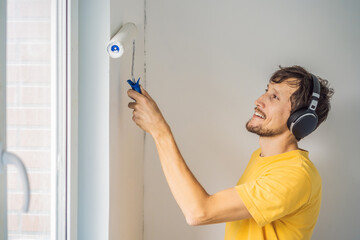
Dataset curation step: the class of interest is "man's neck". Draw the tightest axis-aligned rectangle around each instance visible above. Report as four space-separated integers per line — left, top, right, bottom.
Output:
259 133 298 157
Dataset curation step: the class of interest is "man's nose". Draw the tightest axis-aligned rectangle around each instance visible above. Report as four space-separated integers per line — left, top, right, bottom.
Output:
254 95 265 108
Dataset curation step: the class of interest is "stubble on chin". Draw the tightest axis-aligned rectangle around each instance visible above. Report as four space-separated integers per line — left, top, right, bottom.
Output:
245 118 282 137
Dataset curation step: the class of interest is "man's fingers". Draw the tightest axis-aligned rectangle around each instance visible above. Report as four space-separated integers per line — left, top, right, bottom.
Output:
127 88 143 101
140 85 153 101
128 102 136 109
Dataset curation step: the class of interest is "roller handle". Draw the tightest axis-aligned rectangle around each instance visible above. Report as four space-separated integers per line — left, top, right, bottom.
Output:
127 77 142 94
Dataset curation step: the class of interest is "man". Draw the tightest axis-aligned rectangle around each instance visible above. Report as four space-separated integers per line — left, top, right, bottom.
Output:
127 65 334 239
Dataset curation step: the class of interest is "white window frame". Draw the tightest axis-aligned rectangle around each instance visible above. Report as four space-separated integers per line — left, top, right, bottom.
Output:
52 0 65 238
53 0 79 238
0 0 78 238
54 0 79 239
0 0 7 236
65 0 78 239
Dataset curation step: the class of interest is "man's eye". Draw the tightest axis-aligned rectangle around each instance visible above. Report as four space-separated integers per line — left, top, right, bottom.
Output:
273 94 279 100
265 88 268 92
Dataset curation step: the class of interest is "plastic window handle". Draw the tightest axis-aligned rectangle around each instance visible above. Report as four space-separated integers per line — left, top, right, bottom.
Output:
1 150 30 213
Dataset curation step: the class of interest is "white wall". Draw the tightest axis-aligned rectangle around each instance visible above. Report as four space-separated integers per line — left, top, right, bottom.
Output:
109 0 145 240
144 1 360 239
78 0 110 239
78 0 144 239
77 0 360 239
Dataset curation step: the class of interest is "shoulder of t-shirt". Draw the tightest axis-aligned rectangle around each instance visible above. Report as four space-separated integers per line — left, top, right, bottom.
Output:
292 151 321 180
295 153 322 203
279 152 321 199
275 152 315 179
297 152 322 189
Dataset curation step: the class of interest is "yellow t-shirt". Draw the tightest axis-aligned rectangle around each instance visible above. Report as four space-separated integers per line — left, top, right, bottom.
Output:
224 148 322 240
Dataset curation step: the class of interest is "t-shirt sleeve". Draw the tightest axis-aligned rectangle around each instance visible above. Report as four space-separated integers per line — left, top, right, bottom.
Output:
235 165 312 227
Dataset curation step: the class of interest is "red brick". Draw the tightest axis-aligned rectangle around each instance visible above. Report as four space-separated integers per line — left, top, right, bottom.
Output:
7 171 21 190
7 65 51 83
8 170 51 192
19 86 51 105
6 129 18 148
7 214 20 231
7 21 50 40
6 86 17 105
7 108 51 127
7 0 51 19
8 193 50 211
29 194 51 212
28 172 51 191
18 129 51 147
12 150 51 169
22 215 51 232
8 193 24 211
7 43 51 62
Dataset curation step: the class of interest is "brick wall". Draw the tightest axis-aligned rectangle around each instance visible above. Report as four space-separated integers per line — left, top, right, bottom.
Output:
6 0 52 239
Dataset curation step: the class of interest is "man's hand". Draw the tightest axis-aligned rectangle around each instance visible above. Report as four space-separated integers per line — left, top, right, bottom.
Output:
127 85 169 136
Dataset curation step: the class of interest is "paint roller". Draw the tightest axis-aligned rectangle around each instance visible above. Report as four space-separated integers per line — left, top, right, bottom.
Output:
107 22 141 94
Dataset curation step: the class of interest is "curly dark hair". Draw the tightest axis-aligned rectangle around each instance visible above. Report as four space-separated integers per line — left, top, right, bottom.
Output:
269 65 334 130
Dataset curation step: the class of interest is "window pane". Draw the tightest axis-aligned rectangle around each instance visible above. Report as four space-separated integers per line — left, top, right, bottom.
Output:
6 0 55 239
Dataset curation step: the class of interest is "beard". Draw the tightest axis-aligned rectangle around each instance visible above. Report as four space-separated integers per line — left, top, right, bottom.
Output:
245 118 283 137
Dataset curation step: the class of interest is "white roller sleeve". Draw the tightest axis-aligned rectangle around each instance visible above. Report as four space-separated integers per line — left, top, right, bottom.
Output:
107 22 137 58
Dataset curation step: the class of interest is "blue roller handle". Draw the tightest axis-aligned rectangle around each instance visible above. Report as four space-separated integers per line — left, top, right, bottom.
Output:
127 77 142 94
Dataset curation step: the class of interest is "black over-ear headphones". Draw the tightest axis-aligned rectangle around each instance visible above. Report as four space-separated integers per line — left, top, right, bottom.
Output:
287 74 321 140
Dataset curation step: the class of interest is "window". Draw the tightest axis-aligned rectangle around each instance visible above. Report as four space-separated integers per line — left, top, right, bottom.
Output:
0 0 75 239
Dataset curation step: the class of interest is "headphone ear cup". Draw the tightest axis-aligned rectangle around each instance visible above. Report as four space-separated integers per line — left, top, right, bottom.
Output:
287 109 307 129
287 109 318 140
